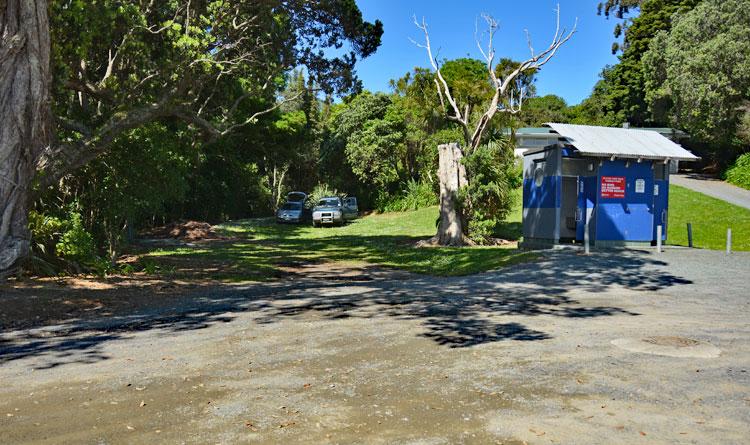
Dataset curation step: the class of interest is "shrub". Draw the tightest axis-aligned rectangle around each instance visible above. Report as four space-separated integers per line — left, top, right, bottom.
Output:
461 138 516 244
725 153 750 190
377 180 437 212
28 211 65 256
306 183 341 208
28 209 99 274
55 212 97 264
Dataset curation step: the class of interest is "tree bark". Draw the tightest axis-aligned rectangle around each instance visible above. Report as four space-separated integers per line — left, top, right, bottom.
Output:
0 0 51 277
434 143 469 246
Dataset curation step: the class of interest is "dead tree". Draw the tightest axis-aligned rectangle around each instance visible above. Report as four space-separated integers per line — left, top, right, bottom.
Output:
413 6 575 246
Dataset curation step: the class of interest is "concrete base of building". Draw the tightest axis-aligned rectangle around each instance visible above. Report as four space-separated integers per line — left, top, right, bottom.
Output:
520 237 661 251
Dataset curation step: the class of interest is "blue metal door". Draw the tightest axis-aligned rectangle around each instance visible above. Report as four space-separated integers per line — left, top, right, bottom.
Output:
596 161 655 242
653 171 669 241
575 176 596 241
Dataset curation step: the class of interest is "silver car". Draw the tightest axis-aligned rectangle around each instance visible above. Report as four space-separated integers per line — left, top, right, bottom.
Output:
312 196 358 227
276 201 307 223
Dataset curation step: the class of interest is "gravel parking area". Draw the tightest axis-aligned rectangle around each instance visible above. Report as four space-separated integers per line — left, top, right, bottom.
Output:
1 249 749 444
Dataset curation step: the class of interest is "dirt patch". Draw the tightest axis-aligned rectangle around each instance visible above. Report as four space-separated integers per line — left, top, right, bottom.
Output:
611 336 722 358
0 274 218 332
141 220 230 242
643 336 701 348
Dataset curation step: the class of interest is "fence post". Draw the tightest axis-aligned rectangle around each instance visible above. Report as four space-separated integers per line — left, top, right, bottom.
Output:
727 228 732 254
656 225 662 253
687 223 693 248
584 222 590 255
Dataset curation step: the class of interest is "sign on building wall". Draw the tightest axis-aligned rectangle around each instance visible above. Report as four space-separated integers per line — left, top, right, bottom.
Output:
601 176 626 198
635 179 645 193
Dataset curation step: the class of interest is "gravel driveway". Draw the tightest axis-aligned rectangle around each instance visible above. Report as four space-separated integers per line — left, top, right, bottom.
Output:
1 249 749 444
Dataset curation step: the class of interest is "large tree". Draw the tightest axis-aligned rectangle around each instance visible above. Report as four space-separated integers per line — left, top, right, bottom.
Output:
642 0 750 156
0 1 50 275
0 0 382 277
585 0 702 127
413 9 575 245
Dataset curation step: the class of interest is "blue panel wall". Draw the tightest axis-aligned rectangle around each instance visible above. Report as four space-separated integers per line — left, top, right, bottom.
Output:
523 176 561 209
595 160 655 242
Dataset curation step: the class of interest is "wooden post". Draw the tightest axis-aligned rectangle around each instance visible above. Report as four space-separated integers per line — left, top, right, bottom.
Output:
687 223 693 248
727 228 732 254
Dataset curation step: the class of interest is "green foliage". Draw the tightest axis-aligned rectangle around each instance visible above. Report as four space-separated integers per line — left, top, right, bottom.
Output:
495 58 538 100
29 208 100 273
725 153 750 190
307 184 341 208
519 95 569 126
581 0 703 127
320 92 393 199
461 139 517 244
55 212 97 263
377 180 438 212
27 211 65 256
345 101 406 188
440 58 494 110
643 0 750 155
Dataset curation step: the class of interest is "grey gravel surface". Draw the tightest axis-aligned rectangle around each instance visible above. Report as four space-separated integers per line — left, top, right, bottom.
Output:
671 174 750 209
1 249 749 444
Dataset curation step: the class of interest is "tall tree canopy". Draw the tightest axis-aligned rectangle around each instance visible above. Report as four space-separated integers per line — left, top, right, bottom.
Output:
581 0 701 126
643 0 750 154
0 0 382 276
46 0 383 181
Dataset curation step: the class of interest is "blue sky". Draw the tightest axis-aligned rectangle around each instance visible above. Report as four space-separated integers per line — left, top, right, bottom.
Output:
354 0 620 106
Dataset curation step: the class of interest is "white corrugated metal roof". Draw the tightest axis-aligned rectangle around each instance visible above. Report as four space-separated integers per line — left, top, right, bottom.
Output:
545 123 699 161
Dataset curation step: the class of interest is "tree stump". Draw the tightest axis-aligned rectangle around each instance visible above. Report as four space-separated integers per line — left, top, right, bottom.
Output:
434 142 469 246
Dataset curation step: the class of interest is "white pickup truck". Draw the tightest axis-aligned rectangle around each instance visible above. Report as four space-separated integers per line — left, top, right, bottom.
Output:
312 196 358 227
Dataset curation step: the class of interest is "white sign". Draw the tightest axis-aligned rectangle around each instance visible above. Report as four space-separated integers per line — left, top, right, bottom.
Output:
635 178 645 193
654 184 659 196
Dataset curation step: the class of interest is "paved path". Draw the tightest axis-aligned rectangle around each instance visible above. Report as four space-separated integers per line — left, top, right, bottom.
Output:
671 173 750 209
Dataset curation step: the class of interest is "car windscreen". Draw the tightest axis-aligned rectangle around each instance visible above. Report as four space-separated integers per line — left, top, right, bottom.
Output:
318 199 339 207
287 192 306 202
281 203 302 210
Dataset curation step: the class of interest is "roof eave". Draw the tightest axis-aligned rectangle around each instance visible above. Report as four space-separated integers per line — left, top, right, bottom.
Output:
576 151 700 162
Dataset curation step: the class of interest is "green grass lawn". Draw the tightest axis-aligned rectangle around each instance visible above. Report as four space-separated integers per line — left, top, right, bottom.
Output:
667 184 750 251
141 185 747 282
144 197 535 280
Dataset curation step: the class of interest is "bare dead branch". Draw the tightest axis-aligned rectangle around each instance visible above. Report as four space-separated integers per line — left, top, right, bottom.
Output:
411 15 468 133
413 4 575 151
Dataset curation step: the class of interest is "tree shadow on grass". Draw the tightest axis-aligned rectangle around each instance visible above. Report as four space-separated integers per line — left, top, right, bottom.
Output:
0 246 691 369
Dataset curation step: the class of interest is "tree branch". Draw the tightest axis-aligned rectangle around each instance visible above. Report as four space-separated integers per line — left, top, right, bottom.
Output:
411 15 468 135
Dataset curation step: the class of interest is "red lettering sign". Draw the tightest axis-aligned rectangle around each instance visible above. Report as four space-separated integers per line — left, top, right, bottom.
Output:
601 176 626 198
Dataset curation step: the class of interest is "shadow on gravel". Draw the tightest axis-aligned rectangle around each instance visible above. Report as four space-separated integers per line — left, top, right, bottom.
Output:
0 250 691 368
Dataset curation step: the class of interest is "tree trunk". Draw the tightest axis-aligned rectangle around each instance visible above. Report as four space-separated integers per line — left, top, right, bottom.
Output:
0 1 51 277
434 142 469 246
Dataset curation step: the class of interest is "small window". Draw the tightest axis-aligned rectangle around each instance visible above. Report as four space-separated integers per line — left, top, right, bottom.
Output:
534 166 545 187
